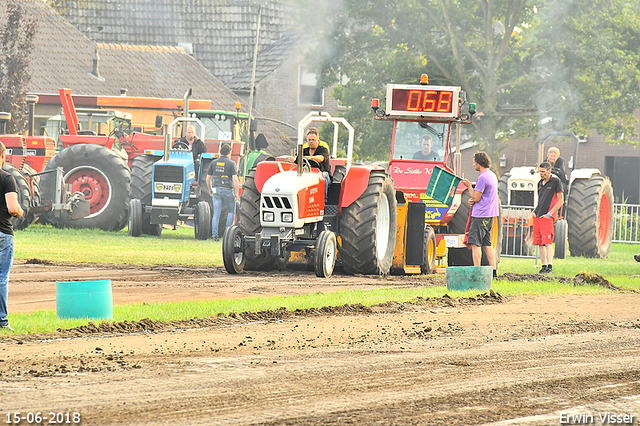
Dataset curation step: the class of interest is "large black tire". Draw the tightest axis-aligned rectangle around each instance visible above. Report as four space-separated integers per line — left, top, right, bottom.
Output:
448 188 471 234
21 165 41 227
566 175 614 258
314 230 337 278
130 154 163 236
194 200 211 240
2 163 33 230
421 226 437 274
41 144 130 231
554 218 567 259
339 171 397 275
128 198 142 237
236 169 277 271
498 173 510 206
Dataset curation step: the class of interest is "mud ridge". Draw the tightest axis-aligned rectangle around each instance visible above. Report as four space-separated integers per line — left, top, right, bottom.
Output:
1 292 505 343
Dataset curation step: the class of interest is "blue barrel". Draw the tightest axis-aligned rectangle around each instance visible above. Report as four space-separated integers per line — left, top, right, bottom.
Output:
446 266 493 291
56 279 113 320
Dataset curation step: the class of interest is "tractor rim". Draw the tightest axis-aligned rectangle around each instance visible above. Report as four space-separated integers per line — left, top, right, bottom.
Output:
598 192 611 246
376 192 390 261
233 231 244 266
428 235 435 266
64 166 113 218
324 235 336 273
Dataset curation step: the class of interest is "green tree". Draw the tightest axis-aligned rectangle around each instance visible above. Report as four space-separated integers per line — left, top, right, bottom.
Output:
0 1 36 134
299 0 640 162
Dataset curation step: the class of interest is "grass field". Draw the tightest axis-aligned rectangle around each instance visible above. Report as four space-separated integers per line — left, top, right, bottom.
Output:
5 224 639 335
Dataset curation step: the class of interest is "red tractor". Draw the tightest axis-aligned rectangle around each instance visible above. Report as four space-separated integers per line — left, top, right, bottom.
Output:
39 89 245 232
0 112 56 230
222 75 489 277
374 75 501 268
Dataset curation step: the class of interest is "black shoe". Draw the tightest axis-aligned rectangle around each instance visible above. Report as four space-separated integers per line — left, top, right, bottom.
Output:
546 266 553 274
212 236 219 242
0 324 14 332
492 269 498 278
538 265 548 273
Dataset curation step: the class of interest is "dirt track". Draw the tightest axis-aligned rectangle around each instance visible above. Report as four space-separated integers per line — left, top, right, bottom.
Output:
1 260 640 425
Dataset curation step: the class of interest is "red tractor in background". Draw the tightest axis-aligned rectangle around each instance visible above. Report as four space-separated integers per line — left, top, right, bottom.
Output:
38 88 245 232
0 111 56 230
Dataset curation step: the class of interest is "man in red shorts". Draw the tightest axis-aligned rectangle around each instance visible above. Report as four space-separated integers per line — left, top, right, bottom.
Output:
532 162 564 273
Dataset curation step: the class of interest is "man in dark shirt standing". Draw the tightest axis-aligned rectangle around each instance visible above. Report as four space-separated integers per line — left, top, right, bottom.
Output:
207 144 239 240
0 142 24 332
532 162 564 274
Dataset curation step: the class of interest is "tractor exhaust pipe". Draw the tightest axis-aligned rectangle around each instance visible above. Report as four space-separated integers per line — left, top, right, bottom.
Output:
296 143 303 176
183 88 192 118
163 124 170 162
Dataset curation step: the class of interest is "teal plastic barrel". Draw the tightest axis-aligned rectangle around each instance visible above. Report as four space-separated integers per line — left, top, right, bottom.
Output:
56 279 113 319
446 266 492 291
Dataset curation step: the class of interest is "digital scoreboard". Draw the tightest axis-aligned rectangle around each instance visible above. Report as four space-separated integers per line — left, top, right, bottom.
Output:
385 84 461 118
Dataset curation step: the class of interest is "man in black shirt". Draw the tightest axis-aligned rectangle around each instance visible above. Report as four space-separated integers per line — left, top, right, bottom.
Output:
0 142 24 331
532 162 564 274
174 125 207 178
207 144 239 240
295 128 331 201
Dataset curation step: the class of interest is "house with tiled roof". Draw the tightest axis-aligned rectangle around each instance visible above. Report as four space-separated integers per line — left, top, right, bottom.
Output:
46 0 298 85
18 0 293 155
46 0 332 149
228 31 346 143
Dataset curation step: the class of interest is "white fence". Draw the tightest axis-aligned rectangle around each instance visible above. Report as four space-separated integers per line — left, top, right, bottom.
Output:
500 205 537 258
613 203 640 243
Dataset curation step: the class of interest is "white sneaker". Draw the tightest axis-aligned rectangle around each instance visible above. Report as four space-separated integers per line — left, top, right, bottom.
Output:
0 324 14 331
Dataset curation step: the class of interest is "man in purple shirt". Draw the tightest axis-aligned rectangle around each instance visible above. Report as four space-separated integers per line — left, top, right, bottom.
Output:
461 151 499 277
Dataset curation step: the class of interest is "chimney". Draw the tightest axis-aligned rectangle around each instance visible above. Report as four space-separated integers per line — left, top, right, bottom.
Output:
120 88 128 97
92 49 100 78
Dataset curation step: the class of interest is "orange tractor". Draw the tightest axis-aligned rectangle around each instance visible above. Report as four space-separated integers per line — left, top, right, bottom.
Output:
222 75 495 276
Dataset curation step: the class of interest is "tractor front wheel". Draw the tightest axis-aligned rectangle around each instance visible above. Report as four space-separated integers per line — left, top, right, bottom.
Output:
314 230 337 278
128 198 142 237
421 226 437 274
194 201 211 240
223 225 245 274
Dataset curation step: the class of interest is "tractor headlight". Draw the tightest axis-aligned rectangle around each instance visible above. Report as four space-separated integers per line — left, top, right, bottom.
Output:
263 211 275 222
511 182 517 188
527 183 534 189
281 212 293 222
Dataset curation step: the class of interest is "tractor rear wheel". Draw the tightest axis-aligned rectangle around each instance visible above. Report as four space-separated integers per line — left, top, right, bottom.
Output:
567 176 614 258
554 218 567 259
339 171 397 275
41 144 130 231
497 173 510 206
236 170 277 271
130 155 163 236
447 188 471 234
2 164 33 230
421 226 437 274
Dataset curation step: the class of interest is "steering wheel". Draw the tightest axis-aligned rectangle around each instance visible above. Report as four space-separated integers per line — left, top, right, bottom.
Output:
172 140 189 150
302 158 321 173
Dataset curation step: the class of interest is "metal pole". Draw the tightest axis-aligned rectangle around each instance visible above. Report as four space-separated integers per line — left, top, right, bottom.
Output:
247 5 262 152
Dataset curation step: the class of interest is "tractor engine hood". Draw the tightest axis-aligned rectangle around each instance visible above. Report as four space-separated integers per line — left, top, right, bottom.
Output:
260 170 325 228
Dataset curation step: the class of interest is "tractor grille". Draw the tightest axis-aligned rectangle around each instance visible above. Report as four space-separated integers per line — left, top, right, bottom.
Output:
509 190 534 207
263 196 292 210
155 165 184 183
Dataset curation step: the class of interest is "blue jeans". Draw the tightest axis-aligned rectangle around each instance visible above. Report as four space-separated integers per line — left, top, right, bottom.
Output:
212 187 236 238
0 232 14 326
322 171 330 202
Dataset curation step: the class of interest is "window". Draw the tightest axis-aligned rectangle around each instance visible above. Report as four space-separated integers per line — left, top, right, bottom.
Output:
299 66 324 106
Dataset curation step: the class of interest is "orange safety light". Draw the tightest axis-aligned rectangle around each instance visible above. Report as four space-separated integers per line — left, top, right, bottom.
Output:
235 102 241 110
371 98 379 109
420 74 429 84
